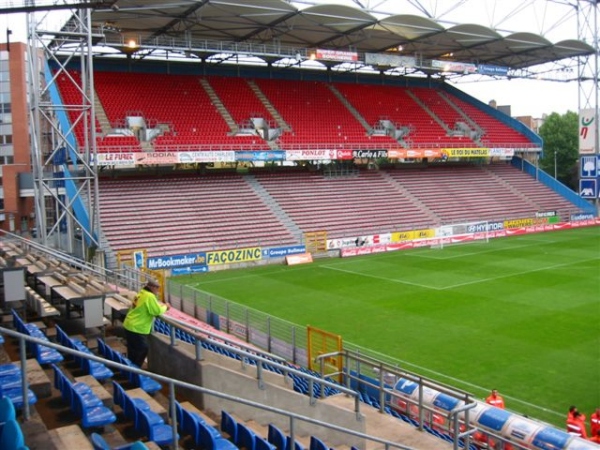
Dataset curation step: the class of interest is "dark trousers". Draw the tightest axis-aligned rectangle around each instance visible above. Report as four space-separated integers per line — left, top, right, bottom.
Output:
124 329 148 367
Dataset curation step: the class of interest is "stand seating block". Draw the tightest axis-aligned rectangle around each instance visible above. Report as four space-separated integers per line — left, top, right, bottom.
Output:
75 375 113 408
126 387 167 421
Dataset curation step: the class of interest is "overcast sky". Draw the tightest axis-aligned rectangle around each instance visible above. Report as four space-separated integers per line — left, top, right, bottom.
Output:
0 0 592 118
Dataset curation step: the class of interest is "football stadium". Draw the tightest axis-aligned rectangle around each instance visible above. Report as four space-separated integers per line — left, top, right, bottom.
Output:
0 0 598 449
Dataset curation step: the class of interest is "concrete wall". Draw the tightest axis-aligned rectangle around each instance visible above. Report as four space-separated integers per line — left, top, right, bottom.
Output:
149 333 366 447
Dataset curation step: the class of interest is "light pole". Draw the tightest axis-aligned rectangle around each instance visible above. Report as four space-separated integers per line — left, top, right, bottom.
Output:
554 150 557 179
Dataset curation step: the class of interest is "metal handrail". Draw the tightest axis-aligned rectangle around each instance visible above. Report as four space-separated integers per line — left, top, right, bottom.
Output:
0 326 416 450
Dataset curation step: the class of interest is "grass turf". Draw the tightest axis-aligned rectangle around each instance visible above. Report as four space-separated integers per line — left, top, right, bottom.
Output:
172 227 600 428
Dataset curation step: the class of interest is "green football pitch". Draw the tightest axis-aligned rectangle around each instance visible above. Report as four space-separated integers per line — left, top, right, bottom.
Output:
173 227 600 428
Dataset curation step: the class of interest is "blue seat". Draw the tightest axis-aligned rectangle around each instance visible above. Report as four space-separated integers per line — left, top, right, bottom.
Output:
112 382 152 421
124 393 163 430
90 432 149 450
0 373 26 390
0 363 21 377
136 407 177 446
179 405 220 445
0 385 37 410
0 396 16 438
96 339 108 358
129 371 161 395
220 410 238 443
309 436 329 450
289 438 305 450
256 436 276 450
237 422 257 450
268 424 287 450
197 419 237 450
82 357 114 381
0 418 26 450
74 390 117 428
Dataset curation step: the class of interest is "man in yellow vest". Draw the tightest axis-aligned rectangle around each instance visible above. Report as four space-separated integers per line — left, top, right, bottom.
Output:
123 278 169 367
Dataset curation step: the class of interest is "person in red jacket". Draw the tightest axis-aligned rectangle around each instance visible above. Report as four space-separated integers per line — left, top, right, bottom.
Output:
485 389 505 409
567 411 588 438
590 407 600 437
568 405 586 422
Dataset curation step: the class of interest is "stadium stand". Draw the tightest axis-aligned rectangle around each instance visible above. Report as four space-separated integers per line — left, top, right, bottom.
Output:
95 174 298 257
333 82 469 147
251 79 399 148
444 94 534 147
251 169 431 237
93 72 270 151
384 164 539 223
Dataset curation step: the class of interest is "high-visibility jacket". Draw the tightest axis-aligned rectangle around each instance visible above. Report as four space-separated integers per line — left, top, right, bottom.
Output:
485 394 505 409
591 411 600 437
567 418 588 439
123 288 167 335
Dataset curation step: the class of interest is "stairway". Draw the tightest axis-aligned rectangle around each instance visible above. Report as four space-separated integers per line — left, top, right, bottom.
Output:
327 84 371 131
406 89 451 133
244 174 303 242
199 78 239 133
246 80 292 132
93 90 112 135
437 91 484 143
379 170 440 224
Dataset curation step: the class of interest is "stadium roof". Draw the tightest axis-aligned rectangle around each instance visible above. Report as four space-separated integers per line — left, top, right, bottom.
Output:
81 0 595 72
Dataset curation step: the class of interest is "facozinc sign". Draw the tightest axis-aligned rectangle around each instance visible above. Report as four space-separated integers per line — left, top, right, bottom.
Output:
205 247 262 265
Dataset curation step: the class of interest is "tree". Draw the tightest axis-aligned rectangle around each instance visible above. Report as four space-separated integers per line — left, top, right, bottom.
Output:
538 111 579 190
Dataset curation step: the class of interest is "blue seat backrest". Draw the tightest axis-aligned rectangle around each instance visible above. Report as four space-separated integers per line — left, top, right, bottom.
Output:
0 396 16 423
221 410 238 443
268 424 287 450
0 419 25 449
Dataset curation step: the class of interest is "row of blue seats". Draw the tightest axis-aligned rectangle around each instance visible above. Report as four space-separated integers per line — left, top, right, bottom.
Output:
90 432 148 450
154 320 244 362
96 339 161 394
153 319 342 400
174 402 237 450
0 363 37 410
0 396 29 450
55 325 114 381
220 410 273 450
51 364 117 428
11 309 63 365
112 381 177 446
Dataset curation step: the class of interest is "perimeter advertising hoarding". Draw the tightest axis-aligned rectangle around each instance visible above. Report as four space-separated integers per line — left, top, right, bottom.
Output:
339 219 600 258
285 149 337 161
431 59 477 74
365 53 417 68
262 245 306 258
315 49 358 62
477 64 509 76
477 407 512 432
93 153 135 167
205 247 262 265
235 151 285 162
503 416 543 448
531 427 572 450
579 108 598 155
147 252 207 270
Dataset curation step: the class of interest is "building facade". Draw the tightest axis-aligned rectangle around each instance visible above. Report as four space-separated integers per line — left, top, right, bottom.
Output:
0 41 34 234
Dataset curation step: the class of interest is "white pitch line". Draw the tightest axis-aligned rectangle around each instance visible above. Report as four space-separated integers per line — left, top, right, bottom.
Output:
404 241 547 260
441 256 600 290
322 255 599 291
320 264 441 290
